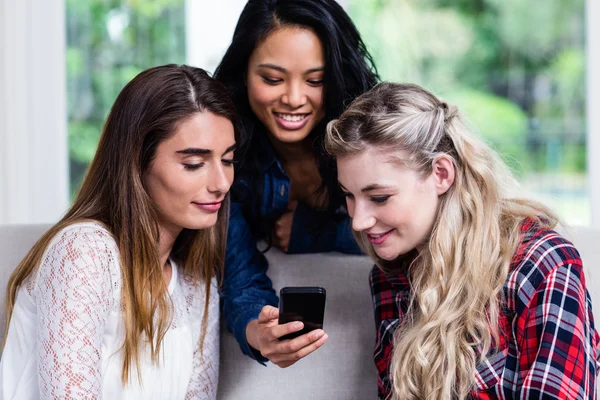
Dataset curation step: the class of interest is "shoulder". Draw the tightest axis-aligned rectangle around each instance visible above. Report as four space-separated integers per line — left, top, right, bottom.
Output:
34 221 121 291
49 221 117 250
506 220 583 310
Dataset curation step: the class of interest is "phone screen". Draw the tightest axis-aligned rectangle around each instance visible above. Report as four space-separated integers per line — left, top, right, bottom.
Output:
278 286 326 341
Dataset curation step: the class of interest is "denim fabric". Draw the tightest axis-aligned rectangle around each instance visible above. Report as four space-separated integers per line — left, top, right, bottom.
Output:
221 136 362 363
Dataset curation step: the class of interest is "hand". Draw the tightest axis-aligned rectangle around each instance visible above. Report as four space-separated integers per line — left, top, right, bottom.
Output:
246 305 328 368
272 201 298 252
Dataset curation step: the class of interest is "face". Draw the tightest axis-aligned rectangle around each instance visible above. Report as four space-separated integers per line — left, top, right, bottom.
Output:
338 147 452 261
144 111 236 239
246 26 326 144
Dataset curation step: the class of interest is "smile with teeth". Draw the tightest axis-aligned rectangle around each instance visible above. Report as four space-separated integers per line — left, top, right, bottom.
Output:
369 232 387 238
275 112 309 122
366 229 394 245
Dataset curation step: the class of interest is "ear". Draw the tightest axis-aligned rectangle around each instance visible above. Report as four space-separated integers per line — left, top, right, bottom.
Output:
432 155 455 196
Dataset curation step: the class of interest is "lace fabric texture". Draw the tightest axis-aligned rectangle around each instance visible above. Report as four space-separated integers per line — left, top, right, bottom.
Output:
0 222 219 400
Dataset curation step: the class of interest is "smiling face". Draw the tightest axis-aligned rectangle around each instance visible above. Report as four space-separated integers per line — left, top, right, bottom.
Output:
337 147 453 261
246 26 326 145
144 111 236 239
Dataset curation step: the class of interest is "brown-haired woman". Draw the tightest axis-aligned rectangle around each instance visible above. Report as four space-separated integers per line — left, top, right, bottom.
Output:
0 64 238 399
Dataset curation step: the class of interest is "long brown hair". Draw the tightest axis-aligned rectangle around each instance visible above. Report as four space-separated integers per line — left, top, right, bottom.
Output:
3 64 239 384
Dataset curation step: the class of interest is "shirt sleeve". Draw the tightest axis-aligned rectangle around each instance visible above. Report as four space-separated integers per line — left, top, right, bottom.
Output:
185 278 220 400
370 265 409 400
287 201 362 255
222 200 278 363
33 226 114 399
516 260 599 399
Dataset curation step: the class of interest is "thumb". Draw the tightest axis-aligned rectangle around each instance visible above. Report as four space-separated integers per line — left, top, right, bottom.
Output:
258 305 279 323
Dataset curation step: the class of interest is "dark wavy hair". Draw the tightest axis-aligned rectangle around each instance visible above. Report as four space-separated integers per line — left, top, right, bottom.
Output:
214 0 378 242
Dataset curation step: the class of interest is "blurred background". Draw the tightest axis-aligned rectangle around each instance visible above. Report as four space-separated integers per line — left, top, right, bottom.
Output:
1 0 598 227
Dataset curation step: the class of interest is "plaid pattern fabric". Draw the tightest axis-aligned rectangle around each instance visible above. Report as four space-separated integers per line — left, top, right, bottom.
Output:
371 219 600 399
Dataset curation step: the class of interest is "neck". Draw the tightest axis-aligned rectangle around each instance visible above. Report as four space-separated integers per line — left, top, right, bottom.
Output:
157 221 181 269
268 135 315 164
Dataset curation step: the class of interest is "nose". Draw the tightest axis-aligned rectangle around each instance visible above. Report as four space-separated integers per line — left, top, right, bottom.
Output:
281 81 307 109
208 163 233 195
350 201 376 232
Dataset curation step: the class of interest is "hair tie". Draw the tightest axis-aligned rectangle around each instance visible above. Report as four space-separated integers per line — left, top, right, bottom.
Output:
440 101 456 122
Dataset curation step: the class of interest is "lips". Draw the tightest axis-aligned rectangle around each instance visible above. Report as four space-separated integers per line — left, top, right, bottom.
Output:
366 229 394 245
273 112 310 130
192 201 222 212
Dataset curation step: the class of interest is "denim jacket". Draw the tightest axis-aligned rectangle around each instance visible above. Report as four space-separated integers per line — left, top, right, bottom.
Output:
222 135 362 363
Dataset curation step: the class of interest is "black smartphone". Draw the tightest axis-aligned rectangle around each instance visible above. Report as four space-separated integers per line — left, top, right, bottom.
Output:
278 286 326 341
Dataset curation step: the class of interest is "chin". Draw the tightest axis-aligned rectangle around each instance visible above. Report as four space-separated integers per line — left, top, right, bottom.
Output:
373 248 401 261
185 217 218 231
271 130 311 144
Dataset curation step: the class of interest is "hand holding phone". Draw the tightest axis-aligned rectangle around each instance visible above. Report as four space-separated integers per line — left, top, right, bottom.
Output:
278 286 326 341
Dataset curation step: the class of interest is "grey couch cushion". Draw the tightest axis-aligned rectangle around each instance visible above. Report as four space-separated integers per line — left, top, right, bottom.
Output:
1 223 599 400
0 224 377 399
0 224 50 335
217 249 377 400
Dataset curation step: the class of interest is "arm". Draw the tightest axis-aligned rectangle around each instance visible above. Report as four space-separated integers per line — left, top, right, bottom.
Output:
34 227 113 399
185 278 220 400
370 265 411 400
222 201 328 366
515 260 599 399
222 200 279 362
287 201 362 254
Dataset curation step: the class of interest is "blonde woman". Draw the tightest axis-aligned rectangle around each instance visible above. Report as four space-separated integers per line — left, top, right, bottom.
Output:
325 82 600 399
1 65 238 399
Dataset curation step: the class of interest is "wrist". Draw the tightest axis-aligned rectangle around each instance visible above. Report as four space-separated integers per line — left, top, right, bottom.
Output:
246 319 261 351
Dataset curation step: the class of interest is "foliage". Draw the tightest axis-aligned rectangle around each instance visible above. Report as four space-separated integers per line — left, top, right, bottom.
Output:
66 0 186 196
348 0 586 176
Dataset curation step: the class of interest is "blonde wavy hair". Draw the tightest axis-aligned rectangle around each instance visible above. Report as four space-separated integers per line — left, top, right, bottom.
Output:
325 82 557 399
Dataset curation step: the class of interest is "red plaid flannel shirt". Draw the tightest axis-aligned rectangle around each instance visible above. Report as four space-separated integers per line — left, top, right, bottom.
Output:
371 219 600 399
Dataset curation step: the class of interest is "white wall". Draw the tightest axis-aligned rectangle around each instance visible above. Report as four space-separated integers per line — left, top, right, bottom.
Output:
0 0 69 225
185 0 248 74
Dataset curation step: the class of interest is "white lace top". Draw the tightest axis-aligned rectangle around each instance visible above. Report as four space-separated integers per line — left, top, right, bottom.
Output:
0 222 219 400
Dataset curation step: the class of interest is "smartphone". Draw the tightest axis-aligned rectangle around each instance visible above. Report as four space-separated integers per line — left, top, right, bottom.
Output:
278 286 326 341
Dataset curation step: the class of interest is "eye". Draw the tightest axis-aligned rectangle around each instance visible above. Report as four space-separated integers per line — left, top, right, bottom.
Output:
341 191 354 200
262 76 282 85
307 79 324 86
222 159 236 167
183 163 205 170
371 196 390 204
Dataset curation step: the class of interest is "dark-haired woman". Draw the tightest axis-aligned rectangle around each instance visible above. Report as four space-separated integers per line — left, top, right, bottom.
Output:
1 65 238 399
214 0 378 367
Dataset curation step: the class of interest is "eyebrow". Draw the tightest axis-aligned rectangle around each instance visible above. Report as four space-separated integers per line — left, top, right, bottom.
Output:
361 184 395 193
257 63 325 74
176 143 237 156
338 182 394 193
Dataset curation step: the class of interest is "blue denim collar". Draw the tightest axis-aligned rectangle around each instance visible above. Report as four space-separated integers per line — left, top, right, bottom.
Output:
255 132 287 176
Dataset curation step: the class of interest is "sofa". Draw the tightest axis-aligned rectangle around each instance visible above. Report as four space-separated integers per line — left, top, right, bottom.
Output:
0 224 599 399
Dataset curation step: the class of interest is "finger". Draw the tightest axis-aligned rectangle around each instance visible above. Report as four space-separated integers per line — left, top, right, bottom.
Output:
292 331 328 359
257 305 279 323
271 331 328 364
280 329 324 352
282 239 290 252
271 321 304 340
275 360 296 368
288 200 298 211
